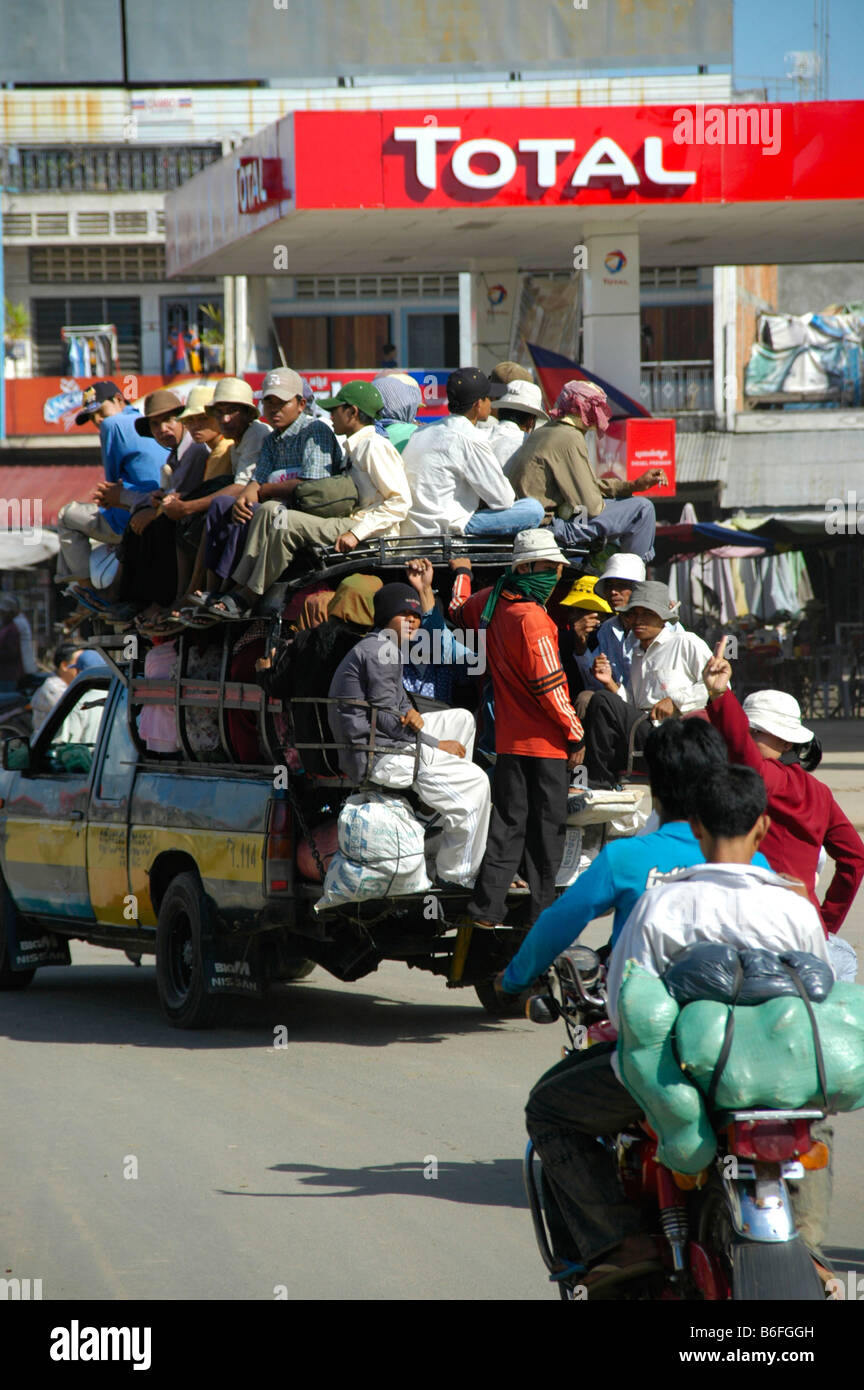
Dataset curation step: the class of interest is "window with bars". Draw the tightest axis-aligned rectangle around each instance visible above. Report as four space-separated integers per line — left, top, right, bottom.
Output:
1 145 221 193
29 245 166 283
32 297 142 374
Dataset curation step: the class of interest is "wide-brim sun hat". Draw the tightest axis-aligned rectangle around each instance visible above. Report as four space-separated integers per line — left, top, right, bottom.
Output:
742 690 813 745
491 380 549 421
619 580 679 623
210 376 256 409
511 528 573 568
179 384 216 419
559 575 613 612
594 552 646 599
134 389 184 436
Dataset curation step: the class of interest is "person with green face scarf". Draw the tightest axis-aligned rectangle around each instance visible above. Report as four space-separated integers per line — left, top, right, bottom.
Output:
467 529 585 932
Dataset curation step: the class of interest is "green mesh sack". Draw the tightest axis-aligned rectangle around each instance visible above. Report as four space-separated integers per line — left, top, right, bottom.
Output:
675 983 864 1113
616 962 716 1174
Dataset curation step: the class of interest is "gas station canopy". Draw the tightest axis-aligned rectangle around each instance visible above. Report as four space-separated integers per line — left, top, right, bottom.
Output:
166 102 864 277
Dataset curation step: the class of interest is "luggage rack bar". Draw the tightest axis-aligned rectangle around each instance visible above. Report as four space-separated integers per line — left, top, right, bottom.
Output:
283 535 589 592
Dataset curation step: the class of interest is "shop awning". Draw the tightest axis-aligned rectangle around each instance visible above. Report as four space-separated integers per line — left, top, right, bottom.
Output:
654 521 775 565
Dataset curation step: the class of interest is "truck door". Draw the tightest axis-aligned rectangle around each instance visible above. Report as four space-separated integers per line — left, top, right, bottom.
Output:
86 686 140 926
2 676 110 921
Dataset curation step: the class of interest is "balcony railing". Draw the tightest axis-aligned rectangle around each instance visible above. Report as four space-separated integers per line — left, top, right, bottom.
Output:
640 360 714 415
0 145 221 194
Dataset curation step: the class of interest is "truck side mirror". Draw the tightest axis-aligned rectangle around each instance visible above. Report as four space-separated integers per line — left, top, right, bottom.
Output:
1 737 30 771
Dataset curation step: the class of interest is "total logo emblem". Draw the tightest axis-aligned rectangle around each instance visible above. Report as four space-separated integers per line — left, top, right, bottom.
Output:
604 250 627 274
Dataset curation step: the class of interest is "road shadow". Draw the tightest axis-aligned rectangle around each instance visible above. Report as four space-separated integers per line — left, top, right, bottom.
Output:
0 963 510 1050
216 1157 527 1209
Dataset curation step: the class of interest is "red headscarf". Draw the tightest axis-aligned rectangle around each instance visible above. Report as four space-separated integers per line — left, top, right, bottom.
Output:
549 380 612 433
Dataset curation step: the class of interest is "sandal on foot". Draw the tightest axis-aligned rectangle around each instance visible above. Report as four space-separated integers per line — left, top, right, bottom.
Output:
207 592 253 621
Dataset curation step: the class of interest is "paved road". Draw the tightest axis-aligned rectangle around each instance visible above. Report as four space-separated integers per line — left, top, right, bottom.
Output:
2 718 864 1300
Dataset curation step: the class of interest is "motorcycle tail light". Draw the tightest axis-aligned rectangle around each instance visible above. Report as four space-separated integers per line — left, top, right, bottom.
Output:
727 1118 813 1162
799 1141 830 1171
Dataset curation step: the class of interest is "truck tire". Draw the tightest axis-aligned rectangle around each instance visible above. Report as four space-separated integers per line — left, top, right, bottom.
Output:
0 881 35 990
474 980 526 1018
280 958 316 982
155 872 222 1029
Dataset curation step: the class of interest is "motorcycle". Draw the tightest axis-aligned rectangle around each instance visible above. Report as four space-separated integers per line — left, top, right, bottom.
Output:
523 944 829 1300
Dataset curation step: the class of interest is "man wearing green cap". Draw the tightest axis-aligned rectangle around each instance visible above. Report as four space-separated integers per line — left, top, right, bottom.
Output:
208 382 411 617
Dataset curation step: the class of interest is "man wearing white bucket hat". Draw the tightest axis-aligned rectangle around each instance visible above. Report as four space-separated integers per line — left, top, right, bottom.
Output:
487 380 549 468
704 645 864 954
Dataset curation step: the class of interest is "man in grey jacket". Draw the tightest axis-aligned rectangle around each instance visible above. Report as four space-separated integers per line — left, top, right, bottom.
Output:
328 583 491 886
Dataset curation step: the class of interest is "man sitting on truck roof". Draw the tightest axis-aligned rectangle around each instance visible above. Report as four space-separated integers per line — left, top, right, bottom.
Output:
201 382 412 621
328 583 492 888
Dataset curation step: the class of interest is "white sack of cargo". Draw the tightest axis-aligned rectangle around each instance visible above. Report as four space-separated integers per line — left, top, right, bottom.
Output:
315 792 431 910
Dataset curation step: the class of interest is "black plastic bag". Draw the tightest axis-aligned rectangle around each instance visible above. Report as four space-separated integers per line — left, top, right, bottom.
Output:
664 942 833 1006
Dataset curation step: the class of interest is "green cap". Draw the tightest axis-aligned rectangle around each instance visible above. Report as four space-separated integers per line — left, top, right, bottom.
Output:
318 381 384 418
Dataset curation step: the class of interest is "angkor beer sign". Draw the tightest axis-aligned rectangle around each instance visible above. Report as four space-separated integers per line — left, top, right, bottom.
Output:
236 156 289 215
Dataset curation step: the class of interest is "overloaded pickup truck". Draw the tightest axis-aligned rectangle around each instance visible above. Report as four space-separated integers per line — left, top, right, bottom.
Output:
0 537 585 1027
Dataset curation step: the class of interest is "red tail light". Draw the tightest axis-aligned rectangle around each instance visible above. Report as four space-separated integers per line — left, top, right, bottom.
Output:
266 796 293 895
727 1118 814 1162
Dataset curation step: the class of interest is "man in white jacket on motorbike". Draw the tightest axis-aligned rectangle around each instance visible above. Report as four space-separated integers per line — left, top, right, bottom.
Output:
525 763 831 1296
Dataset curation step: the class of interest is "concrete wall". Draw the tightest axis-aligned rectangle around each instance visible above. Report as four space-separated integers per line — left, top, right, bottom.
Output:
776 264 864 315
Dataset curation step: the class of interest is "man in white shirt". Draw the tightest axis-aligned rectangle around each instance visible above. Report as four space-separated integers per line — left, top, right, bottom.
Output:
401 368 544 538
525 763 831 1295
215 382 411 616
486 380 550 468
583 580 712 787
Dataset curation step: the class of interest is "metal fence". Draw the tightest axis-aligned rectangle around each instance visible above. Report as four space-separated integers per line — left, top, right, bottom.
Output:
639 361 714 415
0 145 221 194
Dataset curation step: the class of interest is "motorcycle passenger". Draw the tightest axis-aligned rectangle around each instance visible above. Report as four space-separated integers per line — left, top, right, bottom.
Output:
525 764 832 1296
494 719 771 999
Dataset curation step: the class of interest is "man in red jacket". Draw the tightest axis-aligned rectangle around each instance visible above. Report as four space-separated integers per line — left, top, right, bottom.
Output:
703 643 864 944
467 529 584 928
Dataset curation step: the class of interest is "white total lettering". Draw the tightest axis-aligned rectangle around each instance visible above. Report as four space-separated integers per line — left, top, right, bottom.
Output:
517 137 575 187
570 137 640 188
643 136 697 186
392 125 462 190
450 138 518 190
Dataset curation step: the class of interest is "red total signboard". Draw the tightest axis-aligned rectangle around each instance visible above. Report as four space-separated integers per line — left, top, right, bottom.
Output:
292 103 864 210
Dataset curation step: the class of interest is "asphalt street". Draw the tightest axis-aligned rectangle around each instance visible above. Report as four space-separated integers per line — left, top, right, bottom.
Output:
2 718 863 1301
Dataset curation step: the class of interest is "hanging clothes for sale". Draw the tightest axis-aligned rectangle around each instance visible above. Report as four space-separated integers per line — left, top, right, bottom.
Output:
61 324 119 379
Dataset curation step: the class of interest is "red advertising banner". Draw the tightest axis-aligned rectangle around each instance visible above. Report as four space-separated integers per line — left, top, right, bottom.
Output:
293 103 864 211
3 370 450 439
626 418 676 496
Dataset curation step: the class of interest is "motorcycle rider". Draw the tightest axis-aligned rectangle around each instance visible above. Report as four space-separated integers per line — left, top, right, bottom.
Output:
525 763 831 1296
494 719 770 998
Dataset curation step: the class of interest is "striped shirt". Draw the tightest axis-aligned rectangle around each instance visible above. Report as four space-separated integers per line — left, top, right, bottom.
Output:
252 414 344 486
485 591 583 758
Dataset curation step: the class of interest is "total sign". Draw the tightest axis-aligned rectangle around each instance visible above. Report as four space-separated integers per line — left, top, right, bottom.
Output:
291 105 864 211
236 157 289 215
391 126 695 195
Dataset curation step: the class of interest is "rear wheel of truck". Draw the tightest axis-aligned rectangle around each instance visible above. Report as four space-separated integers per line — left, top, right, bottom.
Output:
280 958 316 982
0 881 35 990
155 872 222 1029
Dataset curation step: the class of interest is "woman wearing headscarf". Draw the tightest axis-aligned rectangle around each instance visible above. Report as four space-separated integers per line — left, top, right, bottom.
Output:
371 373 423 454
504 379 666 563
256 574 383 776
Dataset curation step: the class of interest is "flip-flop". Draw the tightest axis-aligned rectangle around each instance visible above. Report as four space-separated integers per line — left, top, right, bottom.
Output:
178 609 220 629
185 590 222 610
206 592 253 621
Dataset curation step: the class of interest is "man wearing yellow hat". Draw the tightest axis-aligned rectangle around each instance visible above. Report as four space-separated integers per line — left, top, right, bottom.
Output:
558 575 613 719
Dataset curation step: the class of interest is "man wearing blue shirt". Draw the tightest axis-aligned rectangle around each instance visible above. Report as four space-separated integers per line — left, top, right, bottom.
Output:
497 718 770 997
56 381 164 584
